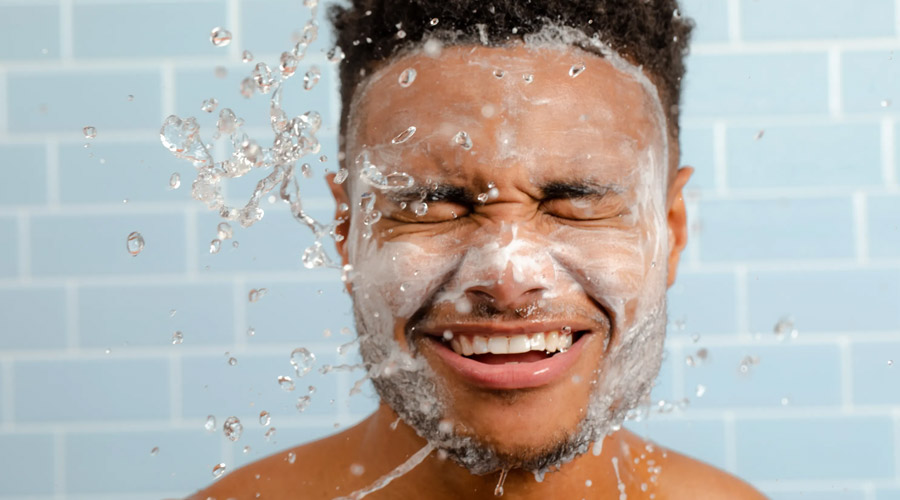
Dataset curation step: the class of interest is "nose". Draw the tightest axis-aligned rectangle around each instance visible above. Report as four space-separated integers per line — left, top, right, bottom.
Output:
464 260 549 312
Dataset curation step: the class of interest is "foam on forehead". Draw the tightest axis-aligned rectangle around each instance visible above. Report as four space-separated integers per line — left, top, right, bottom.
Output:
344 23 670 175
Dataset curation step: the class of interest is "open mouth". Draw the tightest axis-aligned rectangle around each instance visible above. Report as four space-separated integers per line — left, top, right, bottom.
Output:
443 330 585 365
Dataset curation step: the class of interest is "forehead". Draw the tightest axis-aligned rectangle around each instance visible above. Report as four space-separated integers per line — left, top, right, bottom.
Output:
346 43 667 182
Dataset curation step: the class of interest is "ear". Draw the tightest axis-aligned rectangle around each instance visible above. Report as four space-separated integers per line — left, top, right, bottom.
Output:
666 167 693 288
327 173 351 287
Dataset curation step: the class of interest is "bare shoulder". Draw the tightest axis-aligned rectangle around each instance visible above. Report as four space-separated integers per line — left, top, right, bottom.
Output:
656 447 767 500
184 427 364 500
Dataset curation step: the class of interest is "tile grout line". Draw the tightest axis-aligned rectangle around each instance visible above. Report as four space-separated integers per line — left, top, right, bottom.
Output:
59 0 73 61
723 410 737 474
852 191 869 265
726 0 741 43
227 0 241 62
839 336 853 411
734 265 749 335
46 140 60 207
883 117 897 187
828 47 843 118
712 121 728 195
53 429 65 498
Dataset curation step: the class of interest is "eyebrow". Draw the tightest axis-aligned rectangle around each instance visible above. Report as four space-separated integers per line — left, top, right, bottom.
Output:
539 181 622 200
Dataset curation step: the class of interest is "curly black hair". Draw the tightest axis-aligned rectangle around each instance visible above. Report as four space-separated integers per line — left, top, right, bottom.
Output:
328 0 693 146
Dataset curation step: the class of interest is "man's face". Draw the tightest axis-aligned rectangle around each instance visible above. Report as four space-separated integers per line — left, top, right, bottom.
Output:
332 42 684 474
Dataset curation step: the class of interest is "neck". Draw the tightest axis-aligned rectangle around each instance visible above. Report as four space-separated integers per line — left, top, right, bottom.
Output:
357 404 655 500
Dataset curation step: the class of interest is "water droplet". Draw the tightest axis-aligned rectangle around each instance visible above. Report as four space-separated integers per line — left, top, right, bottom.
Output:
494 468 509 496
327 46 345 63
223 416 243 442
210 27 232 47
684 355 695 367
259 411 271 426
889 360 894 366
204 415 216 431
172 330 184 344
477 193 489 203
126 231 144 256
303 66 321 90
695 384 706 397
754 130 765 140
522 73 534 84
127 94 134 101
429 17 439 26
278 375 295 391
391 126 417 144
290 347 316 377
569 62 586 78
882 99 892 108
212 462 227 477
453 131 473 150
246 327 255 337
414 202 428 216
773 316 797 340
264 427 276 441
287 451 297 464
214 66 228 78
104 348 111 354
780 396 790 406
302 241 327 269
243 445 251 454
396 29 407 39
350 463 365 476
168 172 181 189
82 126 97 139
296 395 311 412
201 98 218 113
150 446 159 456
241 50 253 63
252 62 274 93
248 288 267 302
216 222 233 240
279 51 299 77
738 355 760 374
240 77 255 98
334 167 349 184
227 356 237 366
209 239 221 254
586 479 592 487
493 69 505 79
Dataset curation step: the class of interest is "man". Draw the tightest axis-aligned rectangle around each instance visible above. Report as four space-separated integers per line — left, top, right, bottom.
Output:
193 0 766 498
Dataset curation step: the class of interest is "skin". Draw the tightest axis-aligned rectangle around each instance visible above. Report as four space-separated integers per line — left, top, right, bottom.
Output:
189 43 767 499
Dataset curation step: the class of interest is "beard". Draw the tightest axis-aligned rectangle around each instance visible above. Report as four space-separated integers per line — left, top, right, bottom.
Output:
352 292 668 478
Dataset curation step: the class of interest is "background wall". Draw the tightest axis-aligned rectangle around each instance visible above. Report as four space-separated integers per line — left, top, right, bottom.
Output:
0 0 898 498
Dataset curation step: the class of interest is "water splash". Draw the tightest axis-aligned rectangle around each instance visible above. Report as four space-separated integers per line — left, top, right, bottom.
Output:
290 347 316 377
201 98 219 113
494 468 509 496
334 442 435 500
126 231 144 256
210 27 232 47
223 416 243 442
611 456 627 500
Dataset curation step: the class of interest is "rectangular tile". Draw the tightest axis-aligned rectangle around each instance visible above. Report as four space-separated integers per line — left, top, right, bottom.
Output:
680 125 715 191
679 0 729 43
726 124 882 188
868 195 900 259
65 430 219 495
681 53 829 118
8 71 161 133
843 52 900 113
14 358 170 422
0 433 55 495
78 283 235 348
0 287 66 350
697 197 855 261
667 271 737 335
73 2 227 59
0 144 47 206
244 278 353 343
0 5 59 60
682 344 842 408
59 141 189 204
626 417 727 471
741 0 894 40
30 213 186 277
735 416 894 480
747 269 900 333
851 341 900 405
240 0 331 56
0 217 17 278
180 352 340 419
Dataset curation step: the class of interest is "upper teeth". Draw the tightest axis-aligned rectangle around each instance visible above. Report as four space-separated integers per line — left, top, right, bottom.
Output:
448 330 573 356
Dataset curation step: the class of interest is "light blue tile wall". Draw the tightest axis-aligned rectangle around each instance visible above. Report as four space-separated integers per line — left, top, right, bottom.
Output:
1 0 899 498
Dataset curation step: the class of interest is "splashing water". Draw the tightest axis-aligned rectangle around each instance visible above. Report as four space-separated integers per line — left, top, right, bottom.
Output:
204 415 216 431
398 68 417 87
335 442 435 500
210 27 232 47
494 468 509 496
290 347 316 377
168 172 181 189
83 126 97 139
172 331 184 344
278 375 295 391
391 126 417 144
453 131 473 150
568 62 586 78
248 288 267 302
212 462 227 478
242 50 254 63
611 457 627 500
201 98 219 113
259 411 271 426
223 416 243 442
126 231 144 256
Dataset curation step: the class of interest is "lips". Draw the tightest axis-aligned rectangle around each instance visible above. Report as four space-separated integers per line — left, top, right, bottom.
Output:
419 326 592 390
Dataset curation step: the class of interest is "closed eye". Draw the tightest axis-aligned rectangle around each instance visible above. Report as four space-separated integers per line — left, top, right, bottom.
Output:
539 181 629 221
